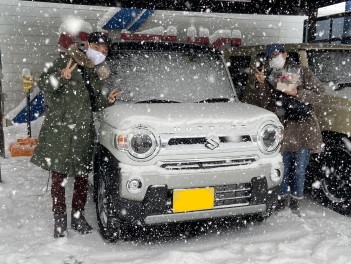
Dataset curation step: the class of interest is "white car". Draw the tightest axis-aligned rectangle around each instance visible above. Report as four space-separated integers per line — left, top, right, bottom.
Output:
93 42 283 241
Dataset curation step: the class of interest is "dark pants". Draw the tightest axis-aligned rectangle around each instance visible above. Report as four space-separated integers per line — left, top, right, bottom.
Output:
51 171 89 215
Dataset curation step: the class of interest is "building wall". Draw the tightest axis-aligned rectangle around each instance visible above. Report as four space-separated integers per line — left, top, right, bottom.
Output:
134 11 307 45
0 0 109 117
99 9 306 45
0 1 306 119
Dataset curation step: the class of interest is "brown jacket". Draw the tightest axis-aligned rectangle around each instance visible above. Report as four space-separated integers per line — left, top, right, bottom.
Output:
257 64 325 154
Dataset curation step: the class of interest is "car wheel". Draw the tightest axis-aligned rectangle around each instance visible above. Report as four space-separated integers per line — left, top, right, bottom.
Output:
313 147 351 215
95 175 123 242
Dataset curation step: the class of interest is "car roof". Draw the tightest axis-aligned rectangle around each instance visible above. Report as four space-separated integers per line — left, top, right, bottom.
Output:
110 41 223 56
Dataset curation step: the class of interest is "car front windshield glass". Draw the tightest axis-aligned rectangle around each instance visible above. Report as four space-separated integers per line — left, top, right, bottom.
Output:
109 50 235 103
307 50 351 85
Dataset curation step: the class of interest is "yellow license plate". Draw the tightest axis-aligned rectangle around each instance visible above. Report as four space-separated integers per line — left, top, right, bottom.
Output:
173 187 214 213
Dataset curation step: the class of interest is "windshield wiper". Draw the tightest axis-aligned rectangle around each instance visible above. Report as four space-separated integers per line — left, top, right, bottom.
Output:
336 82 351 90
136 99 180 104
196 98 231 103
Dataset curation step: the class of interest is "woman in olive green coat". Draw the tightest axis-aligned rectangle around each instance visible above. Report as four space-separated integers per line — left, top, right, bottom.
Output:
31 48 111 175
31 32 118 238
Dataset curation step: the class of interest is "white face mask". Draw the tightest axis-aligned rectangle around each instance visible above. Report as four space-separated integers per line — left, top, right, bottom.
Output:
86 46 106 65
269 54 286 69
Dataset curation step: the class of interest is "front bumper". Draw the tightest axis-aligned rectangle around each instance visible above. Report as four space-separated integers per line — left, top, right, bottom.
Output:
145 204 266 224
113 177 280 225
96 144 282 225
113 166 280 224
119 156 282 201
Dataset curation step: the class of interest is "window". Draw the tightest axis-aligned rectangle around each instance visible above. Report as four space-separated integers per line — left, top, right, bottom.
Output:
288 52 300 64
307 50 351 85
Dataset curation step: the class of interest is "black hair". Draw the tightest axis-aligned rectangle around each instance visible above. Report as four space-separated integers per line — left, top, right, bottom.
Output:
88 32 112 47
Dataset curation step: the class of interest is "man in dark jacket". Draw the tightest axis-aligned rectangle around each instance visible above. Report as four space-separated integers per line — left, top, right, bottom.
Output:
31 32 119 237
255 44 325 216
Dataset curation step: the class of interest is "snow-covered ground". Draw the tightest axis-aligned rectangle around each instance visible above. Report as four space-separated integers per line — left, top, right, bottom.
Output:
1 121 351 264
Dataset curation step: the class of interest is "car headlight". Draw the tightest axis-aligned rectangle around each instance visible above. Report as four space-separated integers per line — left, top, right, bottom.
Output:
114 127 160 160
258 124 283 154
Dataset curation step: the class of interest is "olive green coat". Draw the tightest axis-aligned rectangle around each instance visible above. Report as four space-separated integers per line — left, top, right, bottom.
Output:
31 46 111 176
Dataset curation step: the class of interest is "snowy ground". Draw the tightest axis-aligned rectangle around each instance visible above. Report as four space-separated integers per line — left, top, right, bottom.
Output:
1 121 351 264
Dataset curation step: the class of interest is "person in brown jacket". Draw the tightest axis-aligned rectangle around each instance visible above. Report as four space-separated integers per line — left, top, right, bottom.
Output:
255 44 325 215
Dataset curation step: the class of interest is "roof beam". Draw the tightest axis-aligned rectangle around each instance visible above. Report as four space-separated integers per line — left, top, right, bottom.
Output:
20 0 347 16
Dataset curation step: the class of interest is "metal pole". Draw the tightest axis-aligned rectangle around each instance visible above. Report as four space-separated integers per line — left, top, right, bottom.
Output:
26 91 31 138
342 1 351 44
303 1 318 43
0 93 4 183
0 59 4 182
22 68 32 138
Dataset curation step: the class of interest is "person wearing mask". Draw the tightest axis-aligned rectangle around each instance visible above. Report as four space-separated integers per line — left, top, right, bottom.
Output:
31 32 119 237
255 44 325 216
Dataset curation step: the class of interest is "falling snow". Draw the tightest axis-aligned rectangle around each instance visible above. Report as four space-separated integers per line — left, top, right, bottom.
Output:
1 1 351 263
1 119 351 264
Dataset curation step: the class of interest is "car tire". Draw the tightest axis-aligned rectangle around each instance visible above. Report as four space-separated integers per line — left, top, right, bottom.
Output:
95 174 124 242
93 144 126 242
310 147 351 215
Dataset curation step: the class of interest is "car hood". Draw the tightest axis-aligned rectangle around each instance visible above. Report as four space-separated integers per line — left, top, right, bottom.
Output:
97 102 280 133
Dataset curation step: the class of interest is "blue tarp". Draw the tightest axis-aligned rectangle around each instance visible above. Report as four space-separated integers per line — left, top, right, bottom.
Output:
12 92 45 124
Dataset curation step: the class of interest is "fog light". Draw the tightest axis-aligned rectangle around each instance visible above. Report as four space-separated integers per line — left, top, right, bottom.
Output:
270 169 282 183
126 179 143 193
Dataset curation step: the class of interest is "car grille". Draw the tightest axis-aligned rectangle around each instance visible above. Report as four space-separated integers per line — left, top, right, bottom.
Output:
167 136 251 146
165 183 252 213
158 157 257 170
214 183 252 207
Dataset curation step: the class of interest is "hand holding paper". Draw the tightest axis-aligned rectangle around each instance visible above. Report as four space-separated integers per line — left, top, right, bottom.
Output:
276 72 299 96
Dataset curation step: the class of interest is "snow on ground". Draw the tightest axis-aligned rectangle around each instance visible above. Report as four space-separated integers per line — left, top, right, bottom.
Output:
1 121 351 264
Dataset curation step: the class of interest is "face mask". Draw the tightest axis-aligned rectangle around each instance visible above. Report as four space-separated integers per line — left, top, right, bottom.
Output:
86 46 106 65
269 54 286 69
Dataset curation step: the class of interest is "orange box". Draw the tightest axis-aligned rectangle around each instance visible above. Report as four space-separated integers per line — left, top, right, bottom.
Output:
9 138 38 157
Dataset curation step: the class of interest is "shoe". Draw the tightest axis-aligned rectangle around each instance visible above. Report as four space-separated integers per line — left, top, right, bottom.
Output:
54 213 67 238
275 195 289 211
290 198 301 216
71 211 93 234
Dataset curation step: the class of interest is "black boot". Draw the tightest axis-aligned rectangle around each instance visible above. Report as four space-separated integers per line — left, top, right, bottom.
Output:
275 195 289 211
290 198 301 216
71 211 93 234
54 213 67 238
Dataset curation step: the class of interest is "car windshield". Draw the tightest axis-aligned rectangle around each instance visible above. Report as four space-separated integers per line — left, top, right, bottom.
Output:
109 50 235 103
307 50 351 85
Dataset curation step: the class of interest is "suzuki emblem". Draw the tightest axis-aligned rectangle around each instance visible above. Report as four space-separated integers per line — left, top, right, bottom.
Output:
205 135 220 150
